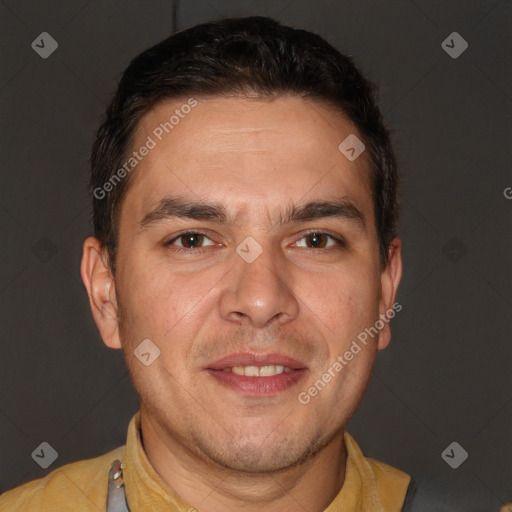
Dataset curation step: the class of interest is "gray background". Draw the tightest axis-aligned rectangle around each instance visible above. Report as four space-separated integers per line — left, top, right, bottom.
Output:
1 0 511 508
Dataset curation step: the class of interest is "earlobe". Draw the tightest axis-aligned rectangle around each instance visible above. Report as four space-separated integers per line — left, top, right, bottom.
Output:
80 237 122 350
377 238 403 351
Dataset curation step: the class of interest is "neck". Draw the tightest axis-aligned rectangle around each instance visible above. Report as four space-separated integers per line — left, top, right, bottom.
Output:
139 409 348 512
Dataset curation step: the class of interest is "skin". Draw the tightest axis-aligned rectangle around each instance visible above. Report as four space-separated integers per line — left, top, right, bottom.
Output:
81 95 402 512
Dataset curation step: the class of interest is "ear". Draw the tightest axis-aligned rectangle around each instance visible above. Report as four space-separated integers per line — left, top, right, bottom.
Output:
377 237 403 351
80 236 122 349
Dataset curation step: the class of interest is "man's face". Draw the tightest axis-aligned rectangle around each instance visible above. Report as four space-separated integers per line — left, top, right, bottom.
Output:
103 96 399 472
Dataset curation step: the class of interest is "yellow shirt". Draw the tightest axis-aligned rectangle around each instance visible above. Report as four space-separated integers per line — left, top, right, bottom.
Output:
0 411 411 511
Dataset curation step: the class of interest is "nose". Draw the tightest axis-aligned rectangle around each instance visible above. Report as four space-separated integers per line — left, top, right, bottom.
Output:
218 241 299 329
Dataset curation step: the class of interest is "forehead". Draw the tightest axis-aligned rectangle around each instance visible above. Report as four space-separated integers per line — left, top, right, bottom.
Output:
121 95 374 227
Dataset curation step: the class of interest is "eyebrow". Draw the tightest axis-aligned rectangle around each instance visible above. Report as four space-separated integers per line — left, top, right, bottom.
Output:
139 196 366 232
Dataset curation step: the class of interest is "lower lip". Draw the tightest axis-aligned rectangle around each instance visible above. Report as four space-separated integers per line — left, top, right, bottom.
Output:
206 369 308 396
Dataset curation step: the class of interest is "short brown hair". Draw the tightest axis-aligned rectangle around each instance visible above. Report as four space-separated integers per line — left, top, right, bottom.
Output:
90 16 400 276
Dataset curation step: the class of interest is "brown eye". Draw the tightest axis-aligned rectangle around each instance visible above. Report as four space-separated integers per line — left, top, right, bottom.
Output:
305 232 328 248
165 231 215 251
294 231 346 250
178 233 205 248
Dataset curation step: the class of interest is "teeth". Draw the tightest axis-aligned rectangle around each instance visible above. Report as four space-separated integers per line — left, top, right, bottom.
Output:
260 365 278 376
227 365 292 377
244 366 260 377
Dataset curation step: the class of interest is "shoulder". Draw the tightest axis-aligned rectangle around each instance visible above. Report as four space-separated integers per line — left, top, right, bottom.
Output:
400 476 512 512
0 445 125 512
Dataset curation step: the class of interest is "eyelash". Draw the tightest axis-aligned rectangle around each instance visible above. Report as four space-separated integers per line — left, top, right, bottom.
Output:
164 230 346 254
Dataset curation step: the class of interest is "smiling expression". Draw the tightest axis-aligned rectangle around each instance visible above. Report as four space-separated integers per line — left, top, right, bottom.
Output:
90 95 401 473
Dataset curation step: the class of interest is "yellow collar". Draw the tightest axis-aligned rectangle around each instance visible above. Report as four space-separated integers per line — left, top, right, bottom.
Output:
122 411 410 512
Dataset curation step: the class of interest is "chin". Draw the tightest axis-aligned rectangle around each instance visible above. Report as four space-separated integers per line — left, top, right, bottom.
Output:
222 446 306 474
205 430 318 474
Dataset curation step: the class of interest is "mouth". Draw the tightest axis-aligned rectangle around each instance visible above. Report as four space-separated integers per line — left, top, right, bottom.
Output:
205 353 308 396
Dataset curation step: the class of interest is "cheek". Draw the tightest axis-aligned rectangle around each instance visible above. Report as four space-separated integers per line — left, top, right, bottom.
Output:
118 262 216 360
116 259 177 343
305 269 377 337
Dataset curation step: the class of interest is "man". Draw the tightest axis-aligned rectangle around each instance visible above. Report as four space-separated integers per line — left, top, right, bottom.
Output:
1 15 509 512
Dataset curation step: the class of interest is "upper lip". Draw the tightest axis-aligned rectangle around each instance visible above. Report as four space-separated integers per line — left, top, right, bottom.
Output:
206 352 307 371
